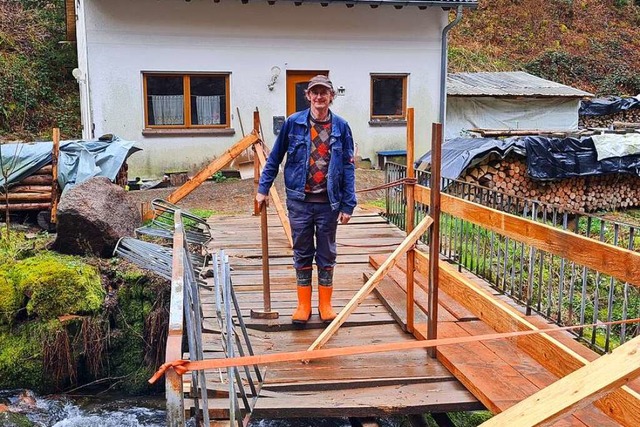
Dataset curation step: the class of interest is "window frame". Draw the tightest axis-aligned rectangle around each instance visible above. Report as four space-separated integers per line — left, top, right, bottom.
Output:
369 73 408 122
142 72 231 130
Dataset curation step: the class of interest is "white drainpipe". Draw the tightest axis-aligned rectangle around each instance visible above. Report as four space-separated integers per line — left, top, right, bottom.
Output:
73 0 94 140
439 5 464 126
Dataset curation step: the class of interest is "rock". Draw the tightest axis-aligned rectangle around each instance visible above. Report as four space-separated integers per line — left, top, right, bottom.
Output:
53 177 141 257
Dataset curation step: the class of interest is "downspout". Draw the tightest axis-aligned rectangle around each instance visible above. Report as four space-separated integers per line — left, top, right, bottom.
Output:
439 5 464 125
74 0 94 140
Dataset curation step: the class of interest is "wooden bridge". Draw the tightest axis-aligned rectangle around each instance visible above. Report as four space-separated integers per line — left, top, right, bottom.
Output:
187 207 639 426
150 110 640 426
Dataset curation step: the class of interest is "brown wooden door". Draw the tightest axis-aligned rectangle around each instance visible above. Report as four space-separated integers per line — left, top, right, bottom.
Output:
286 70 329 117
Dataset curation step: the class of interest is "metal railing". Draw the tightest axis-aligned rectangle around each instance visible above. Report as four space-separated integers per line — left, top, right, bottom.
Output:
212 250 263 426
163 210 210 427
384 162 640 352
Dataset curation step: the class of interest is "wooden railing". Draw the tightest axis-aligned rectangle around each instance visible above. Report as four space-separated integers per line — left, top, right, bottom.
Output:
385 162 640 352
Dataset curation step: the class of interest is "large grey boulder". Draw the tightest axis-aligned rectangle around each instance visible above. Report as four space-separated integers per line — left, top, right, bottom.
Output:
53 177 141 257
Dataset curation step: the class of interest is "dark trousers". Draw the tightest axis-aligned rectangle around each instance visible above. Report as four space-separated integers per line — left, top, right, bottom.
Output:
286 199 339 270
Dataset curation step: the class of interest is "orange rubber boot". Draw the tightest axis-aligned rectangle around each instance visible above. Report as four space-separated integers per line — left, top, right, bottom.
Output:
291 285 312 324
318 285 337 322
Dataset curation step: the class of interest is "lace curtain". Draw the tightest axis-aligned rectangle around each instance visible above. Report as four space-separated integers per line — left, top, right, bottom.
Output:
151 95 184 125
195 95 221 125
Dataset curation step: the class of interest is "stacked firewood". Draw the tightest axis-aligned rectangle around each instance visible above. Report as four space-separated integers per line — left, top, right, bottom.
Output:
580 109 640 129
0 165 54 212
461 154 640 213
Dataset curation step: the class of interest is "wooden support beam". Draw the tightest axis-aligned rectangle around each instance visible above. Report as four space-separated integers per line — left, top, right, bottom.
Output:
307 214 433 351
405 107 416 334
166 211 185 426
51 128 60 223
480 336 640 427
427 122 442 356
413 249 640 426
254 142 293 248
414 185 640 286
164 133 259 208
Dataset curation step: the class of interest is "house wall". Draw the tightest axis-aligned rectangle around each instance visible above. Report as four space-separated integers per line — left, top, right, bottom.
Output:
82 0 445 178
446 97 581 139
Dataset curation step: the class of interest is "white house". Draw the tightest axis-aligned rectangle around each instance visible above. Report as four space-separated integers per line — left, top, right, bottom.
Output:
446 71 593 139
68 0 478 178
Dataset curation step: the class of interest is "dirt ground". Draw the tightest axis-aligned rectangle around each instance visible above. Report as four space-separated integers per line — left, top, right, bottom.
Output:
126 168 386 215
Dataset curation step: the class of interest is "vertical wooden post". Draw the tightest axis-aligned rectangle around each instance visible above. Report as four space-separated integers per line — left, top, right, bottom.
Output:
250 200 279 319
405 108 416 334
253 143 260 216
427 123 442 357
260 202 272 312
50 128 61 224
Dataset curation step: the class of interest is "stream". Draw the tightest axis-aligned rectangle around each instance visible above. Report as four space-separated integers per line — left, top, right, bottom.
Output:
0 390 406 427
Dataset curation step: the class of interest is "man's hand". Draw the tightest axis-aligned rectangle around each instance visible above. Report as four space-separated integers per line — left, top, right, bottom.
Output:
256 193 269 207
338 212 351 224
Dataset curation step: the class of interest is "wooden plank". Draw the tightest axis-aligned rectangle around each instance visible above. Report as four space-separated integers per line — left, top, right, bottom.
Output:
255 142 293 248
367 271 457 323
482 336 640 427
456 321 616 427
370 254 478 322
413 249 640 426
307 214 433 351
415 185 640 286
165 133 259 207
251 381 481 418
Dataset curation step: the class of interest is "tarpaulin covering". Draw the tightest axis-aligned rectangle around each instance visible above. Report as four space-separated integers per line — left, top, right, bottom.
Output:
0 135 140 190
525 135 640 180
446 97 580 139
579 96 640 116
415 137 526 179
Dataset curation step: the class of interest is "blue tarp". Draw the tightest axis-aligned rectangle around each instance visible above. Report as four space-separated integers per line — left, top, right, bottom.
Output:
0 135 140 190
415 137 526 180
579 96 640 116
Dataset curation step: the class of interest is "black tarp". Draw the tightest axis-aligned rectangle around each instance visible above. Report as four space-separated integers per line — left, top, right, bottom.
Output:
525 135 640 180
579 96 640 116
415 137 526 180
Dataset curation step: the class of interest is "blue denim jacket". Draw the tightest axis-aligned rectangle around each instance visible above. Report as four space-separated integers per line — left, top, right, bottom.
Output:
258 108 357 215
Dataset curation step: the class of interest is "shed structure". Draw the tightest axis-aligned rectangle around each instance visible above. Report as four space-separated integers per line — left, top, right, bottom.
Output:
446 71 593 139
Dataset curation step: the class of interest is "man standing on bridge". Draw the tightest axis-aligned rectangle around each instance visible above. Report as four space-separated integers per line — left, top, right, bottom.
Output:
256 75 357 325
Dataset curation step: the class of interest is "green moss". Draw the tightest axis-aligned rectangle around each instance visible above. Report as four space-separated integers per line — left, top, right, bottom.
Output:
0 328 45 390
11 253 104 319
0 268 24 325
0 411 34 427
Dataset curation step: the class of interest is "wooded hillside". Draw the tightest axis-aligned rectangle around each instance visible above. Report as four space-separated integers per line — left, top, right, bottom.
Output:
449 0 640 96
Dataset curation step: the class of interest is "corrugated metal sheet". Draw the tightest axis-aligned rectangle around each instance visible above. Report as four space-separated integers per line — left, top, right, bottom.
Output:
274 0 478 8
448 71 593 98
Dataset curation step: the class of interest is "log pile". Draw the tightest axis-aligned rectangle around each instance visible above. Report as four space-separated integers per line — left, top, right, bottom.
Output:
580 108 640 129
0 165 54 212
461 154 640 213
1 162 129 213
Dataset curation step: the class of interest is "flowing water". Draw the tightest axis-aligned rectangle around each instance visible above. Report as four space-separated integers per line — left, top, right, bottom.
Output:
0 390 407 427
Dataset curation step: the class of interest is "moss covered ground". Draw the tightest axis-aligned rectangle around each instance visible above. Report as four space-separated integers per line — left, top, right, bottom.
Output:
0 230 169 395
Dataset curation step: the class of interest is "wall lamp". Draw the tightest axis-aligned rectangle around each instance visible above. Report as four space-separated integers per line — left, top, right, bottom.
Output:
267 66 281 91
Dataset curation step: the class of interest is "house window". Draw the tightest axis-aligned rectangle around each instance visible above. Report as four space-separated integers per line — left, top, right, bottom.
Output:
370 74 407 121
143 73 230 129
